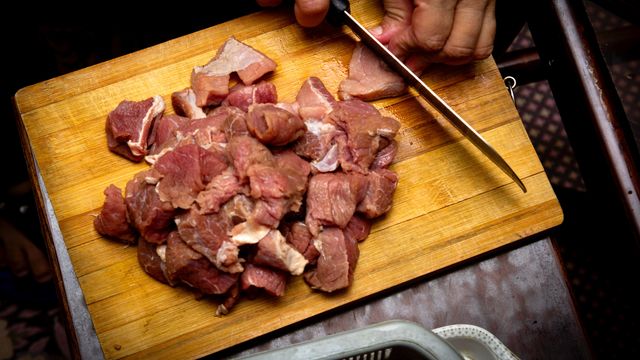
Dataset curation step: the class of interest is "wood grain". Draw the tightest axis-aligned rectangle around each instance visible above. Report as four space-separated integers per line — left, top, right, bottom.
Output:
14 1 562 358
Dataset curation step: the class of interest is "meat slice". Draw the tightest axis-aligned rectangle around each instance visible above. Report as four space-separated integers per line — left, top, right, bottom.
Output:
171 88 207 119
296 77 337 120
175 208 243 273
329 100 401 172
148 114 190 155
191 37 277 107
282 221 319 264
246 104 305 146
241 263 287 297
227 135 275 181
125 170 175 244
305 172 367 236
338 43 406 101
304 227 359 292
94 184 137 243
137 239 169 284
106 95 165 161
223 81 277 112
254 230 308 275
357 169 398 218
154 144 228 209
165 232 238 295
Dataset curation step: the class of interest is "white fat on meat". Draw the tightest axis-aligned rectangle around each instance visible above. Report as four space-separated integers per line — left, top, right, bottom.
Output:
195 37 274 79
263 230 308 276
155 245 167 262
215 242 244 273
230 220 271 245
127 95 165 156
311 143 339 172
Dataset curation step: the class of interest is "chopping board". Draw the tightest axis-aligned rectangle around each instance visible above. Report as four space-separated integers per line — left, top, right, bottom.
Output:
14 1 563 358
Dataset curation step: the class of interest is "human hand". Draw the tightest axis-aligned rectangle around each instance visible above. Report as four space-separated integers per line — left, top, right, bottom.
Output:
0 217 52 283
257 0 330 27
371 0 496 72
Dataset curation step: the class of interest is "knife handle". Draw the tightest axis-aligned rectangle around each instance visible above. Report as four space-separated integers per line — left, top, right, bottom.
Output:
327 0 351 25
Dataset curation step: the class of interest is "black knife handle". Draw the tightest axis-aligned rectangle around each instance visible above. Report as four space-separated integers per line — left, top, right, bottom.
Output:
327 0 351 25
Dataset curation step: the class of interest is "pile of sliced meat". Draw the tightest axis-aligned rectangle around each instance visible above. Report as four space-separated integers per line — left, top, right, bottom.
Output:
96 36 401 315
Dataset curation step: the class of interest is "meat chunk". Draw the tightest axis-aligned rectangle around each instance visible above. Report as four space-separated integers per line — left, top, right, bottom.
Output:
296 77 337 120
94 184 137 243
171 88 207 119
254 230 308 275
165 232 238 295
191 37 276 107
305 172 367 236
106 95 165 161
357 169 398 218
338 43 406 101
282 221 319 264
176 208 242 273
304 227 359 292
247 151 310 227
223 81 277 112
246 104 305 146
148 114 190 155
329 100 401 172
293 119 341 172
196 170 243 214
241 263 287 297
137 239 169 284
371 139 398 170
154 144 228 209
125 170 175 244
344 215 371 243
227 135 275 181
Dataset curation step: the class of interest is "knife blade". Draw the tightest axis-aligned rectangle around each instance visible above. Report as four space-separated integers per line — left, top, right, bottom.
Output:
328 0 527 193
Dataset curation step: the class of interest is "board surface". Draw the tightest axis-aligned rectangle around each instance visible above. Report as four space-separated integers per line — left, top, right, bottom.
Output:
14 1 563 358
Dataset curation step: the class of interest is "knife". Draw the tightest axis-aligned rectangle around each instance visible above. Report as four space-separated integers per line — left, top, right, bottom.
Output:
328 0 527 193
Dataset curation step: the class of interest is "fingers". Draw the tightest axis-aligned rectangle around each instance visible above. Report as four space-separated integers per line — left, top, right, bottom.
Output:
373 0 414 45
385 0 496 66
295 0 330 27
0 218 52 282
388 0 457 59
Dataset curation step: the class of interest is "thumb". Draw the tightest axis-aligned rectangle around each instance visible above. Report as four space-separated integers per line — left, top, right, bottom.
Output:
295 0 330 27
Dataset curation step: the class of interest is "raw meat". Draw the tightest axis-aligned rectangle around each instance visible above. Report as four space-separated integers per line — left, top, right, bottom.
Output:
296 77 337 120
137 239 170 284
171 88 207 119
305 172 367 236
254 229 308 276
246 104 305 146
282 221 319 264
223 81 278 112
304 227 359 292
175 208 242 273
148 114 189 155
165 232 238 295
94 184 137 243
106 95 165 161
357 169 399 218
338 43 406 101
227 135 275 181
124 170 175 244
191 37 276 107
241 263 287 297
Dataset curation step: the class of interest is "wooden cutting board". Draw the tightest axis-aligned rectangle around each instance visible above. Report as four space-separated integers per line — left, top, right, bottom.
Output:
14 1 563 358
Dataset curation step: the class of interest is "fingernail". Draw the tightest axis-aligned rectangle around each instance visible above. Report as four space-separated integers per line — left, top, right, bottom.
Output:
369 26 383 36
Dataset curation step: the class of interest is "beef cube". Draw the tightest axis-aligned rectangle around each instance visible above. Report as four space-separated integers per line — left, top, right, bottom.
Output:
106 95 165 161
254 230 308 275
304 227 359 292
296 77 337 120
165 232 238 295
246 104 305 146
223 81 277 112
282 221 319 264
241 263 288 297
357 169 398 218
171 88 207 119
94 184 137 243
125 170 175 244
137 239 170 284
